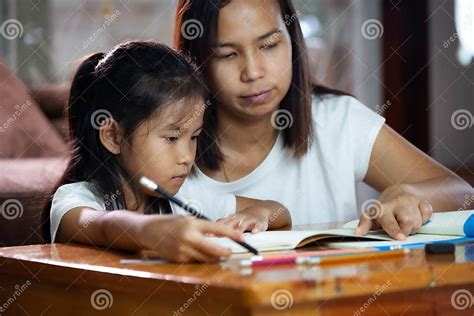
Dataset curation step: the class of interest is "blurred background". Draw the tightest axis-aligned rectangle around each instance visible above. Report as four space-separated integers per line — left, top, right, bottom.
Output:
0 0 472 246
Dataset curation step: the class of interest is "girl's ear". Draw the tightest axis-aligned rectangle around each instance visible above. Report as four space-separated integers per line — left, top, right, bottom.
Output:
99 118 124 155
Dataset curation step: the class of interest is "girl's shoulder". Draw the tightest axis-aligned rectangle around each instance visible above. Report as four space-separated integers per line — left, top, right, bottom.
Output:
53 181 104 206
55 181 95 195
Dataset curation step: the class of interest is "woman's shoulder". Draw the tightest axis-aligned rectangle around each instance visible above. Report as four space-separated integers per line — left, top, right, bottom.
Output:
311 94 379 126
311 93 363 111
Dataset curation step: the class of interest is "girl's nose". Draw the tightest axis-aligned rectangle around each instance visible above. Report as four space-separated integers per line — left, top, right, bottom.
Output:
177 144 193 166
241 52 265 82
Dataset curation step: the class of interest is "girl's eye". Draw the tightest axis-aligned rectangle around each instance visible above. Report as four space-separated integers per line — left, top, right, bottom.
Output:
191 134 200 141
164 136 178 143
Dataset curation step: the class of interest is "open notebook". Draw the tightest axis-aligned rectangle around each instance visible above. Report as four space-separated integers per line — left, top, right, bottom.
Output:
209 210 474 253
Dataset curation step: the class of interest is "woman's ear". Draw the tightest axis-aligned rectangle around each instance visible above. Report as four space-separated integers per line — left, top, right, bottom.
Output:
98 118 123 155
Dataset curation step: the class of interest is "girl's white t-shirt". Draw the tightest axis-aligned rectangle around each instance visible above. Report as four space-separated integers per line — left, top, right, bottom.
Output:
184 95 386 226
50 181 236 242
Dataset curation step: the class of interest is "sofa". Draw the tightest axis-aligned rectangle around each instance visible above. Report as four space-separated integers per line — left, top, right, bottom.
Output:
0 57 69 247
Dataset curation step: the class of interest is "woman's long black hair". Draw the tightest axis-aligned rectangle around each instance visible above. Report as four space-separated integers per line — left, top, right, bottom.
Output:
174 0 349 171
41 41 207 242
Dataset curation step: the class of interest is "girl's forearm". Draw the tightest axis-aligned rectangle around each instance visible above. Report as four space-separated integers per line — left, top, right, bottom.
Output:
97 210 148 251
400 175 473 212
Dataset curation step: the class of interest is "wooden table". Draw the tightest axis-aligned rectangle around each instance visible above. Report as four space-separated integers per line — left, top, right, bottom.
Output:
1 225 474 315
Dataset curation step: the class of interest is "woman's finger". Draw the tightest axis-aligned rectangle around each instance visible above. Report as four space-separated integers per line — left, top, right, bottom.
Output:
377 211 406 240
419 200 433 224
354 213 373 236
394 208 415 237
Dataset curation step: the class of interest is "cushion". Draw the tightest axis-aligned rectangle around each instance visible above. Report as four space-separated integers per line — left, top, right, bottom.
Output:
0 57 67 158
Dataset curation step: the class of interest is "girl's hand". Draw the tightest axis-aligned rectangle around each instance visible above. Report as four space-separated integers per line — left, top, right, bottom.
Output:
139 215 244 263
218 207 270 233
354 184 433 240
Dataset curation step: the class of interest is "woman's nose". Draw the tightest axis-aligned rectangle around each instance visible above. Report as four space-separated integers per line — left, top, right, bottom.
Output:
241 52 265 82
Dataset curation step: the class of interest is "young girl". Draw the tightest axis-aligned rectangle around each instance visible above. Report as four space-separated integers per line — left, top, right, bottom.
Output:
42 41 290 262
174 0 473 240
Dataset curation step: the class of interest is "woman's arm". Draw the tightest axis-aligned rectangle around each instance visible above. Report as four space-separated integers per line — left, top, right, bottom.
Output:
356 124 473 239
56 207 243 262
217 197 291 232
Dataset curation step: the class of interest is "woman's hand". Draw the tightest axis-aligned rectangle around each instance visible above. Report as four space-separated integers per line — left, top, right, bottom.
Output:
354 184 433 240
139 215 244 263
218 207 270 233
218 199 291 233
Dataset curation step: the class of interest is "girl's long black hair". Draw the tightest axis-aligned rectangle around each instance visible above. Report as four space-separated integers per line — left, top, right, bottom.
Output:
41 41 207 242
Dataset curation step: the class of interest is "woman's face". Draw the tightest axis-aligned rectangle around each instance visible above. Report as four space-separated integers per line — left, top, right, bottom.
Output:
208 0 293 120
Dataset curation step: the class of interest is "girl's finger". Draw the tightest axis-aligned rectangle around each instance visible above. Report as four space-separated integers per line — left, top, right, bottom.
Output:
198 220 244 242
177 244 220 263
188 233 233 259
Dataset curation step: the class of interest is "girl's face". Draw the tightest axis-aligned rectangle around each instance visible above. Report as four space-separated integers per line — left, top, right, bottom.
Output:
208 0 293 120
120 99 205 195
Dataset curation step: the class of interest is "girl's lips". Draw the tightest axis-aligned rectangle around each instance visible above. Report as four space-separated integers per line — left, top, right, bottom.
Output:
240 89 274 106
171 174 187 182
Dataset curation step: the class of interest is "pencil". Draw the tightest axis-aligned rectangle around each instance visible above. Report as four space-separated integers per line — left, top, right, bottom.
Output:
296 248 410 265
139 176 259 255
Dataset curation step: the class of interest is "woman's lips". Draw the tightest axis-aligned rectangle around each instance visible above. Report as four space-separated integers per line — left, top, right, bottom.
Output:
240 89 273 106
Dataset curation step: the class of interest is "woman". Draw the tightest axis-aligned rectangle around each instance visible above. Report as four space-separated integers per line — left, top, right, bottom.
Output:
173 0 473 240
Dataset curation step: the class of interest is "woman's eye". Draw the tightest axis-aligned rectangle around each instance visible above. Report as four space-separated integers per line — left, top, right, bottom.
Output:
262 42 278 50
191 134 200 141
217 52 236 60
164 136 178 143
